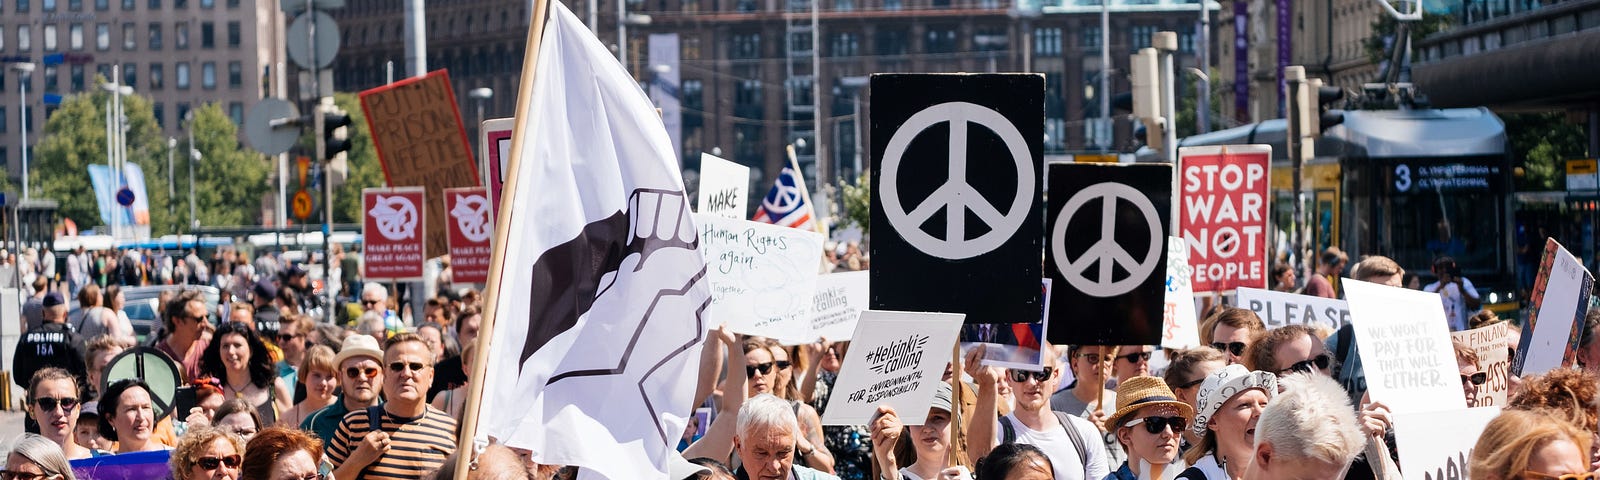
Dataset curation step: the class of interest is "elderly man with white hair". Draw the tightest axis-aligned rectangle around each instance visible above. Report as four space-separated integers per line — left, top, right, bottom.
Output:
734 394 840 480
360 283 402 336
1240 373 1367 480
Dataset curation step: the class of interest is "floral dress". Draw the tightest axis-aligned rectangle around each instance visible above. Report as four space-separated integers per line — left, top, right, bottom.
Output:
812 370 871 480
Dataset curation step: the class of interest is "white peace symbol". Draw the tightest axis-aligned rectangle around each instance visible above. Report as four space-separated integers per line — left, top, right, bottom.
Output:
450 194 493 243
880 102 1034 260
766 183 803 214
370 195 420 241
1051 182 1163 298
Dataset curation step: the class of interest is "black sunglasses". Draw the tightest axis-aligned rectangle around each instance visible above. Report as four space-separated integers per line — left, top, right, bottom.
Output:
195 455 242 470
1211 342 1247 356
746 362 774 378
388 362 428 373
0 471 57 480
31 396 78 412
1007 366 1055 383
1461 372 1487 386
1281 353 1333 376
775 360 792 370
1117 351 1153 363
1174 377 1207 390
1125 416 1188 434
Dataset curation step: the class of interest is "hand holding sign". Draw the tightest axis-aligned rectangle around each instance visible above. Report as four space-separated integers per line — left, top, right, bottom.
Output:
823 310 966 426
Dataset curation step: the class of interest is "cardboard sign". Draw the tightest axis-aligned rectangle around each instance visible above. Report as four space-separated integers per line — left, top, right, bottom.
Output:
362 188 427 281
962 279 1052 370
696 213 825 343
869 74 1044 325
810 271 870 343
1344 278 1466 414
821 310 966 426
481 117 514 209
1236 287 1352 330
1515 238 1595 376
1451 322 1510 407
696 153 751 220
443 186 492 284
1178 145 1271 293
1394 407 1500 480
1045 162 1172 347
1161 237 1201 349
360 70 481 258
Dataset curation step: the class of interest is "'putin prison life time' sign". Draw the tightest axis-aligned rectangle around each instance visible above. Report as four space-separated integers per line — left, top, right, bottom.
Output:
1178 145 1271 293
360 69 483 259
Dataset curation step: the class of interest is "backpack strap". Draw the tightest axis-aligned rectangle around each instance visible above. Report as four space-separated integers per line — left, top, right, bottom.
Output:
365 405 384 434
1053 411 1091 468
999 415 1016 445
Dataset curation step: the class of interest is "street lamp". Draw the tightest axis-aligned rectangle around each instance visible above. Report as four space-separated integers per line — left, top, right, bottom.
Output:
7 62 35 200
101 77 133 239
186 111 201 231
167 137 177 221
468 87 493 188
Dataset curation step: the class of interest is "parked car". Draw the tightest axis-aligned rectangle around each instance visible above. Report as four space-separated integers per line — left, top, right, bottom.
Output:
68 285 222 343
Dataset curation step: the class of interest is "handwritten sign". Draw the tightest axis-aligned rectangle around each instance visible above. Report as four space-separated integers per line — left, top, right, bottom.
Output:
362 188 427 282
810 271 870 343
1236 287 1352 330
1178 145 1271 293
1162 237 1200 349
443 186 492 284
1394 407 1500 480
695 213 824 343
696 153 751 220
1515 238 1595 376
822 310 966 426
962 279 1052 370
1344 278 1466 414
359 70 481 257
1451 322 1510 407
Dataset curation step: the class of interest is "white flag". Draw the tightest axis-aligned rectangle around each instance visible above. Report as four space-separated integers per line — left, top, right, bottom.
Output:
477 3 711 479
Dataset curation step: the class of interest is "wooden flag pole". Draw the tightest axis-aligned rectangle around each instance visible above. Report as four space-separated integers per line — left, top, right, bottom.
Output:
948 341 963 468
785 144 827 237
452 0 552 476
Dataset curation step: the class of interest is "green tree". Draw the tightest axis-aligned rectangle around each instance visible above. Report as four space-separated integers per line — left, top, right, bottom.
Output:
1175 68 1232 139
1364 12 1452 64
32 79 176 235
181 103 272 229
331 92 386 223
840 171 870 234
1504 112 1587 192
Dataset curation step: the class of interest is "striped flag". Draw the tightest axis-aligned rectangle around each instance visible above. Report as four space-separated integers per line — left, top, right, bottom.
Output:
752 166 816 230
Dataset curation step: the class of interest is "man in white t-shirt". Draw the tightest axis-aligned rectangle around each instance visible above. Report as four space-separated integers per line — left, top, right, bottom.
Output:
1423 256 1479 331
966 345 1111 480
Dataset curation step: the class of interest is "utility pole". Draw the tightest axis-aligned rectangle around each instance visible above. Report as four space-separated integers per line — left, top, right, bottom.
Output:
1099 1 1110 151
1285 65 1306 269
1197 1 1211 134
188 112 199 232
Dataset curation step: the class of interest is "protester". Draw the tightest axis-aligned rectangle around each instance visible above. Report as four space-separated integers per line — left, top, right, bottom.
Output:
327 333 457 480
1505 368 1600 468
178 377 227 436
428 444 538 480
1160 347 1225 413
159 290 211 382
212 398 264 441
100 378 170 452
1304 247 1347 299
431 343 475 418
251 280 282 336
742 340 834 473
1471 408 1593 480
83 335 130 399
1198 308 1265 366
1109 346 1152 389
281 345 338 428
21 276 47 332
201 321 293 427
767 341 803 402
274 314 310 399
1575 309 1600 376
1269 263 1297 293
170 426 244 480
302 335 385 444
241 427 323 480
12 292 86 390
1048 345 1116 426
975 443 1053 480
103 285 135 339
1243 324 1331 377
429 306 481 403
75 403 113 452
360 283 401 333
867 382 972 480
416 322 447 363
1349 256 1404 287
1177 364 1275 480
1103 376 1194 480
1424 256 1481 332
1454 339 1485 407
969 346 1111 479
731 394 841 480
72 284 126 343
27 368 95 459
5 434 77 480
1240 374 1365 480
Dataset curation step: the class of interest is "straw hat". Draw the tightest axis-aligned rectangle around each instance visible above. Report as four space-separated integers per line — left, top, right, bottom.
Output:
1191 364 1277 437
333 334 384 367
1105 376 1195 432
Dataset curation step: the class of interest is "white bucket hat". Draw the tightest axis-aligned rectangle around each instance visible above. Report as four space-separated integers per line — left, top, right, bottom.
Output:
1191 364 1278 437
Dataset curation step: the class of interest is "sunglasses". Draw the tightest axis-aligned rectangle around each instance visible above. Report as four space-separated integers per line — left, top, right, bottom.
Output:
746 362 773 378
1124 415 1188 434
1174 377 1207 390
1461 372 1487 386
361 299 382 305
345 367 380 380
1281 353 1333 376
1211 342 1247 356
277 332 304 343
194 455 242 470
1075 353 1111 364
388 362 429 373
0 471 58 480
1007 367 1055 383
1520 472 1597 480
775 360 792 370
1117 351 1153 363
31 396 78 412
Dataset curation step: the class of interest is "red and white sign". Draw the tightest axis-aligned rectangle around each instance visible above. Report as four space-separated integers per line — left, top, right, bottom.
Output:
444 186 493 284
1178 145 1271 293
362 187 427 282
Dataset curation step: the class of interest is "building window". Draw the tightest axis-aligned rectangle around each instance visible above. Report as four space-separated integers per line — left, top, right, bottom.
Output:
734 124 763 165
201 61 214 89
1035 27 1061 56
69 23 84 51
1179 25 1195 53
70 0 82 10
176 61 189 89
17 25 30 51
227 61 240 87
875 28 908 55
152 103 163 128
122 22 134 50
95 23 108 50
149 62 162 89
175 102 189 124
199 0 211 7
147 23 160 50
834 0 852 11
731 33 760 59
1131 25 1156 49
682 37 700 61
925 26 957 54
122 63 134 88
70 64 83 90
148 0 158 8
973 27 1007 52
0 26 5 51
226 0 236 7
43 0 54 11
734 78 762 110
17 0 29 11
174 0 184 7
43 25 57 51
0 107 6 132
96 0 106 9
226 21 239 48
43 64 57 93
175 22 188 49
121 0 131 9
1081 26 1100 49
829 32 858 57
200 22 213 49
228 102 242 125
96 63 109 81
682 79 703 112
883 0 900 10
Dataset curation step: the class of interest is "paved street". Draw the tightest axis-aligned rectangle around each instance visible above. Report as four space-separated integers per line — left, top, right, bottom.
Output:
0 410 24 436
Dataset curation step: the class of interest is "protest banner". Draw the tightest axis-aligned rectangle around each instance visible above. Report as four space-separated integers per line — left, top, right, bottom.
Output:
696 213 825 343
1235 287 1352 329
1451 322 1510 407
822 310 966 426
1046 162 1171 347
362 188 427 281
696 153 751 220
1514 238 1595 376
1394 407 1500 480
71 449 172 480
811 271 870 343
1344 278 1466 414
444 186 493 284
1162 237 1200 349
1177 145 1271 293
962 279 1052 369
481 117 513 208
360 70 481 257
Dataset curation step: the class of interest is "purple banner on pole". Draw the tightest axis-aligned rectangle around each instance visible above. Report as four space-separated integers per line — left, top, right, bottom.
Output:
1234 0 1250 124
71 450 172 480
1277 0 1291 118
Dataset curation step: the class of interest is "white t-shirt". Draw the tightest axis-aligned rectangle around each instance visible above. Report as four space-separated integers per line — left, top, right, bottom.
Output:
994 412 1111 480
1424 277 1478 331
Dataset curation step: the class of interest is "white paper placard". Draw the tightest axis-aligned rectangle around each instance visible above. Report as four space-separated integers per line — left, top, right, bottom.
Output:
810 271 870 343
1344 278 1466 414
1516 238 1595 376
1451 322 1510 408
696 153 751 220
1236 287 1352 330
1162 237 1200 349
696 213 825 342
821 310 966 426
1394 407 1500 480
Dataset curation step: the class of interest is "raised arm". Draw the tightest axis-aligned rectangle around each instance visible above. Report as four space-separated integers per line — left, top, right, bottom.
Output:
683 333 750 461
963 346 1000 466
692 324 736 409
799 338 828 404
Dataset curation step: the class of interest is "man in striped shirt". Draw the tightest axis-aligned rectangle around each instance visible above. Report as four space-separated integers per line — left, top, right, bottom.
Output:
327 332 458 480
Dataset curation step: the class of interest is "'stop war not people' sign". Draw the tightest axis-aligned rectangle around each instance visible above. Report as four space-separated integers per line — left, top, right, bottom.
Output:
869 74 1044 324
1178 145 1271 293
1045 162 1172 347
360 69 482 258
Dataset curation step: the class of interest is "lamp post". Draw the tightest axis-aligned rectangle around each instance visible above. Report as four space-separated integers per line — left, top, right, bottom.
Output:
167 137 177 221
8 62 35 200
468 87 493 188
102 76 133 239
186 111 200 231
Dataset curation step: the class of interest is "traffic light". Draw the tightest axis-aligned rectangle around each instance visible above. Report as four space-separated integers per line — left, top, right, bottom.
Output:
1309 78 1345 135
322 105 352 162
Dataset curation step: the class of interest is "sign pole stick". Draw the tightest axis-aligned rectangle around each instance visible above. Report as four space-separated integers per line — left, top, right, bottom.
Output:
1096 346 1107 411
949 341 963 468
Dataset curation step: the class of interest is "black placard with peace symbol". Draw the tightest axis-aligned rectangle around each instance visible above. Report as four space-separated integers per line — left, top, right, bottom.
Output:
868 74 1045 324
1044 162 1171 346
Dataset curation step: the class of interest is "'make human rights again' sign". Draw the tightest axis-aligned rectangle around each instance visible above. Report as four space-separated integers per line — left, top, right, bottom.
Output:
1178 145 1271 293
